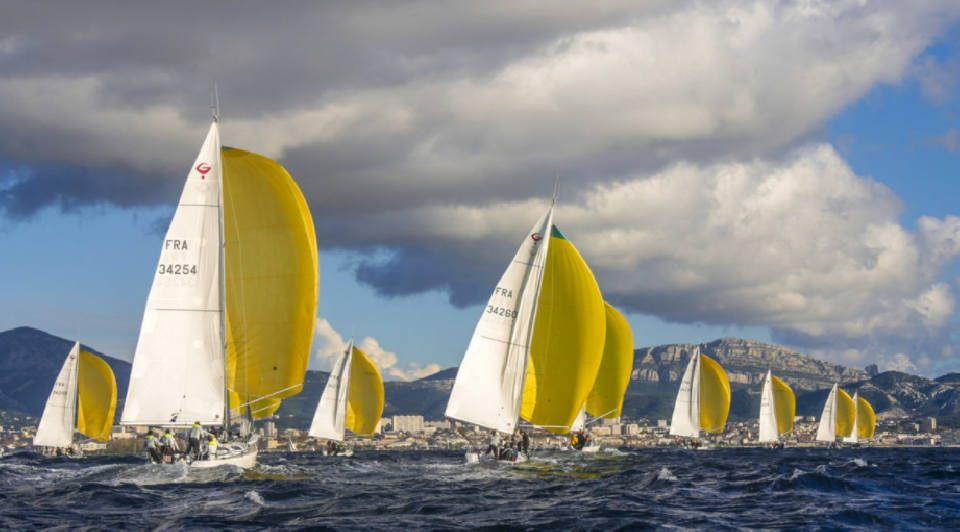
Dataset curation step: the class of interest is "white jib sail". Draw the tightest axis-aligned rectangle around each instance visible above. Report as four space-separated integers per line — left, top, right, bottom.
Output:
815 383 839 442
445 207 554 433
670 347 701 438
843 392 859 443
758 370 779 443
570 405 586 433
35 342 80 448
308 339 354 441
122 122 226 426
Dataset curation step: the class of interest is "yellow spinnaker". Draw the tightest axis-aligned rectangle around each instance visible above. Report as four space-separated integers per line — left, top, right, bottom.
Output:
857 396 876 439
772 375 796 435
698 354 730 434
346 347 385 437
585 303 634 419
76 351 117 442
521 226 606 435
222 147 318 412
836 388 856 438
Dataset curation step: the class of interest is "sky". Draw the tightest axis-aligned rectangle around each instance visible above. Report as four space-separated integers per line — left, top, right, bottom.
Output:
3 0 960 379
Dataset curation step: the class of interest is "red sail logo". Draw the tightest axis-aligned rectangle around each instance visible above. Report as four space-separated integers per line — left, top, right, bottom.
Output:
195 163 211 179
531 233 543 242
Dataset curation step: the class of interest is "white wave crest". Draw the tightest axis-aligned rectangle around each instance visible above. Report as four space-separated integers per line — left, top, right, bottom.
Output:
244 490 265 505
657 467 677 481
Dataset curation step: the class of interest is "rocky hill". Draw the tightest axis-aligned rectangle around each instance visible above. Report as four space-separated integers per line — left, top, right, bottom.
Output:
632 337 873 392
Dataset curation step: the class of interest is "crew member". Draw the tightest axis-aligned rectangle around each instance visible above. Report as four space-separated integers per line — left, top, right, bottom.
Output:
186 422 211 461
144 432 163 464
206 434 219 460
159 428 178 462
486 430 502 457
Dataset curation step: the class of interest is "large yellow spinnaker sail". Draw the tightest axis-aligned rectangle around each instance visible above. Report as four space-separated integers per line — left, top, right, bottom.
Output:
835 388 856 438
76 351 117 442
521 226 606 435
698 354 730 434
772 375 795 435
585 303 634 419
345 347 385 437
222 147 318 416
856 396 876 439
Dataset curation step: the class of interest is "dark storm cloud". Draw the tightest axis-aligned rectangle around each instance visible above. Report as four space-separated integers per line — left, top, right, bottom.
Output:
355 246 493 308
0 162 173 220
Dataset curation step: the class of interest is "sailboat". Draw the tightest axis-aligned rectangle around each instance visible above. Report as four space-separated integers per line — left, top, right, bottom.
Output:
757 370 795 447
815 383 856 446
308 338 385 457
121 112 319 469
445 199 607 463
669 346 731 448
569 302 634 453
35 342 117 456
842 392 876 445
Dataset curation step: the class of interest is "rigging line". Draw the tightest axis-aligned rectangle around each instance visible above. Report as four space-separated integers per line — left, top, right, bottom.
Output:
228 383 304 412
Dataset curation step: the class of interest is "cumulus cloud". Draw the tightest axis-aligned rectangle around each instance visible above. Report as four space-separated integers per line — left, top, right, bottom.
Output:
343 143 960 373
313 318 440 381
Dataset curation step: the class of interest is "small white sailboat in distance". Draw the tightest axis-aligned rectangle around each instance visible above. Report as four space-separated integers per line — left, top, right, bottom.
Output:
121 108 319 469
669 346 731 448
758 370 795 447
308 338 385 457
842 392 876 445
815 384 855 446
35 342 117 456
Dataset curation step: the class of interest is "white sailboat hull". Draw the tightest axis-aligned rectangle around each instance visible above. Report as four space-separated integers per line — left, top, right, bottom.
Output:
189 445 258 469
465 450 528 464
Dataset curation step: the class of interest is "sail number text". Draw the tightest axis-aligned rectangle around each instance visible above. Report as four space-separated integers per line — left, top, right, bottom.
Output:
158 264 198 275
486 306 518 319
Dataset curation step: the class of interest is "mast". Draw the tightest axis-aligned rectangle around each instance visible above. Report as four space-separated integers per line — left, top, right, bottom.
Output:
70 341 79 448
213 88 230 433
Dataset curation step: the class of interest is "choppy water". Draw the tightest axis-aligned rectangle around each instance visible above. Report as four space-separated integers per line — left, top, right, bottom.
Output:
1 447 957 529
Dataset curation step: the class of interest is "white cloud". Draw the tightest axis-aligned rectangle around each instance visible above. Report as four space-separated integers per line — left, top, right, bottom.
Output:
313 318 350 372
313 318 440 381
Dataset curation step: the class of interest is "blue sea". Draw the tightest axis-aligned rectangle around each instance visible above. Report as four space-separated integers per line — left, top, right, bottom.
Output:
1 447 957 529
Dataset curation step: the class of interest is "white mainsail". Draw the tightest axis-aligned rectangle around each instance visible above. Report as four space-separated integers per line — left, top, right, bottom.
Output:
758 370 779 443
669 347 701 438
122 123 225 426
445 207 554 434
35 342 81 448
843 392 860 444
308 339 354 441
815 383 839 442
